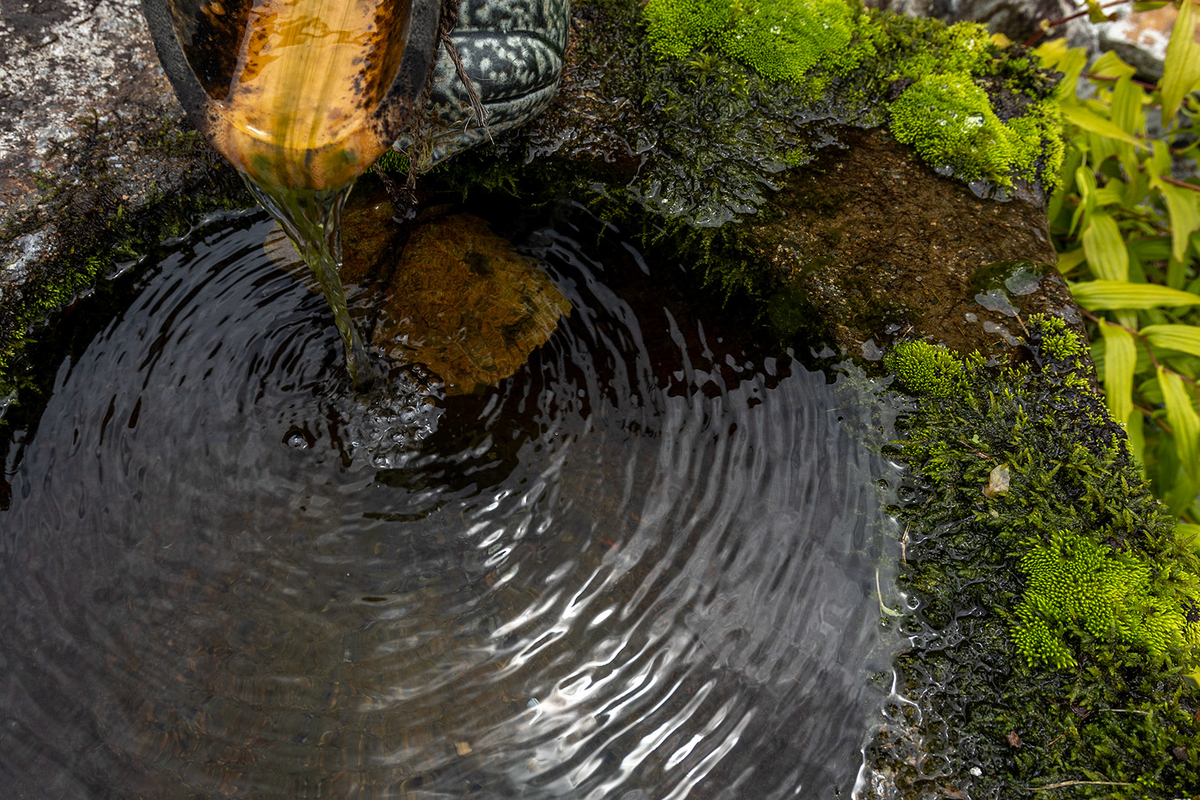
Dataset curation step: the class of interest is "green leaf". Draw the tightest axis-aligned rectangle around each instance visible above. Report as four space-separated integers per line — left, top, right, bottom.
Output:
1132 1 1170 10
1100 322 1136 424
1090 50 1138 80
1142 324 1200 356
1071 280 1200 309
1036 40 1088 100
1085 0 1118 22
1160 0 1200 125
1111 76 1145 175
1061 102 1144 148
1071 166 1098 236
1158 365 1200 482
1057 247 1087 274
1126 406 1145 473
1094 183 1126 206
1150 180 1200 263
1081 212 1129 281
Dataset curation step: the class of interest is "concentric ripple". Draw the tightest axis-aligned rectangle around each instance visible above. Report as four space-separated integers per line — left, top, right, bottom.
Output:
0 207 895 799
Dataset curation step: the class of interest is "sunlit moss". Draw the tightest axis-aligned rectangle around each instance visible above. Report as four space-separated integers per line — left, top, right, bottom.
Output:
1012 529 1191 668
885 339 965 398
889 73 1061 188
643 0 863 85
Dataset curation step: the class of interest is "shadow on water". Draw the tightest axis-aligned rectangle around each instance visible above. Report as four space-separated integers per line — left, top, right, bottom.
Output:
0 204 899 799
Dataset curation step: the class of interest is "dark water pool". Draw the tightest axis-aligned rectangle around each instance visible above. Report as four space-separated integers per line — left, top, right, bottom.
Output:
0 207 896 799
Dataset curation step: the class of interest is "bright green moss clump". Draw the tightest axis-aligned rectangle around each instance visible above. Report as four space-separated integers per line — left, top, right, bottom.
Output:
889 74 1057 185
1013 530 1190 669
885 339 965 397
644 0 862 85
640 0 1063 191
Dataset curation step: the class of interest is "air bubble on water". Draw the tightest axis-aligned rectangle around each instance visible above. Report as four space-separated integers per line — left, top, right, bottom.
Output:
339 362 445 469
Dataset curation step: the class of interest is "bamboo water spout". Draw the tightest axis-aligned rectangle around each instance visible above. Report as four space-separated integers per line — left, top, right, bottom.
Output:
140 0 569 388
141 0 446 388
141 0 443 191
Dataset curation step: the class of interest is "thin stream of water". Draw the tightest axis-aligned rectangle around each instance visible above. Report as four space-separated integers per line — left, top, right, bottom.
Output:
245 178 376 388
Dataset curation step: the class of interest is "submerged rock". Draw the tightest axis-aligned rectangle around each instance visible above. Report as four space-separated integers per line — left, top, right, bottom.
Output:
369 212 570 395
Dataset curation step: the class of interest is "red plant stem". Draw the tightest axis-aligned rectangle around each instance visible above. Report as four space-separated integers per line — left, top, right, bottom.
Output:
1160 174 1200 193
1078 71 1158 91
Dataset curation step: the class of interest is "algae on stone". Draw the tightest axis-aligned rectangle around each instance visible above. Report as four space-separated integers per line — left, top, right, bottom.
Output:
370 213 570 395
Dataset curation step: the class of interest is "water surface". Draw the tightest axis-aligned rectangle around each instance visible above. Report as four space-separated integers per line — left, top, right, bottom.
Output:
1 208 894 799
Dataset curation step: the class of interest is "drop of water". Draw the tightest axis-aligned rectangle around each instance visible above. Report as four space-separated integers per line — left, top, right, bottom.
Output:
284 427 311 449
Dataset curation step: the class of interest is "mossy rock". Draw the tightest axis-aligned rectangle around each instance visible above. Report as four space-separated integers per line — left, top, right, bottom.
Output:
873 316 1200 798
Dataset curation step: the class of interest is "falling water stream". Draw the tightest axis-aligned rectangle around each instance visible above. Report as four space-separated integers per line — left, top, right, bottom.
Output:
247 181 375 388
0 205 899 799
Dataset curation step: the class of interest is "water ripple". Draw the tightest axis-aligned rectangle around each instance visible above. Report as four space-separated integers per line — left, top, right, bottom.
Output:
1 208 896 799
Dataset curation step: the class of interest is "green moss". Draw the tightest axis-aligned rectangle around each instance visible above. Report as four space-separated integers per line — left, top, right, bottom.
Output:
888 73 1063 188
640 0 1064 191
1038 311 1087 361
885 339 965 397
644 0 861 86
888 20 992 81
875 314 1200 796
1013 529 1193 669
369 148 410 174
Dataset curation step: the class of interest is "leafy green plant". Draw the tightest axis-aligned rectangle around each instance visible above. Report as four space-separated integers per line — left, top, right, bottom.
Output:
1042 0 1200 521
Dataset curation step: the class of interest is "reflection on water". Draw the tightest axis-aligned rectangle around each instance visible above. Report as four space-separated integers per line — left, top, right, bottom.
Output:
0 208 894 799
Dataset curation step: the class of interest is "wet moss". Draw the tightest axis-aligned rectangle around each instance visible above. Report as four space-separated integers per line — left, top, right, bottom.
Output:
886 340 966 398
875 315 1200 797
639 0 1064 192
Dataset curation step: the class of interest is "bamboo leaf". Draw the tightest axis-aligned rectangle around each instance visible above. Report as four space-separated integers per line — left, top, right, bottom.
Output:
1071 280 1200 309
1151 180 1200 263
1085 0 1118 22
1094 184 1126 206
1159 366 1200 482
1126 406 1145 473
1090 50 1137 80
1081 212 1129 281
1142 323 1200 356
1100 322 1136 424
1061 102 1144 147
1160 0 1200 124
1057 247 1087 274
1037 40 1088 100
1071 166 1098 235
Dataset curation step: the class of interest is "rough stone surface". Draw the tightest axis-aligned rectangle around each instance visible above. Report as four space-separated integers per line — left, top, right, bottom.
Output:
746 127 1072 360
0 0 181 205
